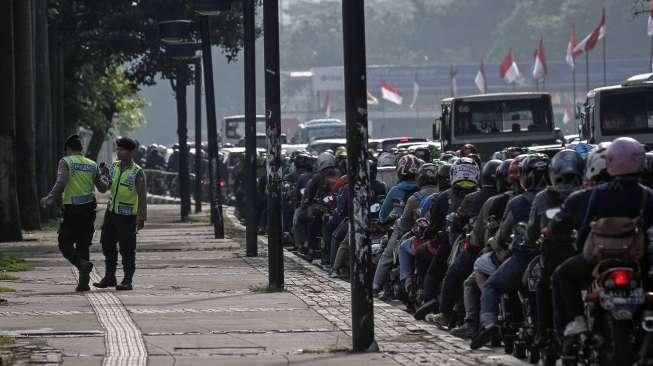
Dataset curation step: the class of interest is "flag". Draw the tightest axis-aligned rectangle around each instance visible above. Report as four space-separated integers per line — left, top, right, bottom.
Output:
449 65 458 97
381 81 402 105
409 75 420 109
574 9 606 53
367 91 379 105
566 26 581 68
322 92 330 117
646 1 653 37
532 38 548 81
499 50 521 84
475 60 487 93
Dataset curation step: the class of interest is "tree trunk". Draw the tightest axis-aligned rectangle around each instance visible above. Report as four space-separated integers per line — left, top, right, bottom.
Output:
87 127 107 161
13 0 40 230
33 0 55 220
0 0 22 242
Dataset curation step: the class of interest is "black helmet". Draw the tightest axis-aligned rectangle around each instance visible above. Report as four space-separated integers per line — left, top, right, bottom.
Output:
436 163 452 191
414 146 431 163
294 153 314 171
549 149 584 195
519 153 550 190
417 163 438 187
496 159 513 193
481 159 502 188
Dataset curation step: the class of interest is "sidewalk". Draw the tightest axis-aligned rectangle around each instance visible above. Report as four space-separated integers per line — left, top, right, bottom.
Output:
0 204 525 365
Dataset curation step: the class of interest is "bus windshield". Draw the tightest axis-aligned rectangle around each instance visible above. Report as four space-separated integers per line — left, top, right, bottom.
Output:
224 118 266 140
453 98 551 137
600 89 653 136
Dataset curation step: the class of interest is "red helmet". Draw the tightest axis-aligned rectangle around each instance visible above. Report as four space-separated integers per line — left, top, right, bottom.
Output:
397 154 423 179
606 137 645 176
507 154 528 186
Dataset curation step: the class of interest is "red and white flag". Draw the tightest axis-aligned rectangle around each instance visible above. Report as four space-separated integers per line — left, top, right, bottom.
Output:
646 1 653 37
566 26 581 68
573 9 605 54
367 91 379 106
322 92 331 117
500 50 521 84
381 81 402 105
532 38 548 81
475 60 487 93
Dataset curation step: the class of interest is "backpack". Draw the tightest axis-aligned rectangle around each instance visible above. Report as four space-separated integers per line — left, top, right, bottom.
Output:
582 188 647 263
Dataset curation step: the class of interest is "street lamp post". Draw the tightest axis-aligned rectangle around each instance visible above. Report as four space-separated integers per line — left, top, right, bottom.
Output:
341 0 376 352
193 58 203 214
263 0 283 290
243 0 258 257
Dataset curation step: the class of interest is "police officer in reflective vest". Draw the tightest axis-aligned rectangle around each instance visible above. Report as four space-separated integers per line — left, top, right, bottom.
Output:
40 134 109 292
93 137 147 291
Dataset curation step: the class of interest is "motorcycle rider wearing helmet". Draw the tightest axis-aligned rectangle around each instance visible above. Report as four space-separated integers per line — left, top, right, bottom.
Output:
428 159 503 328
396 164 439 299
419 157 479 315
471 153 550 349
551 137 653 353
295 151 340 257
522 149 584 347
449 158 518 338
372 154 422 295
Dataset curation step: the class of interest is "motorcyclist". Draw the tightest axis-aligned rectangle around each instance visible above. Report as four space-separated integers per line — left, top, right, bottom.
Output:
471 153 550 349
449 158 518 338
419 157 479 314
284 152 314 238
372 154 422 295
550 137 653 355
429 159 503 328
396 164 439 298
295 151 339 258
145 144 166 170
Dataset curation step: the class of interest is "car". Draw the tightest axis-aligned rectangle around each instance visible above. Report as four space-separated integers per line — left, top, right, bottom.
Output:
306 138 347 155
374 137 429 152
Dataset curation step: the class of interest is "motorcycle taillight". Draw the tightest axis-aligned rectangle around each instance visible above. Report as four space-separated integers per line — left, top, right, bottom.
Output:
611 270 632 287
219 180 226 188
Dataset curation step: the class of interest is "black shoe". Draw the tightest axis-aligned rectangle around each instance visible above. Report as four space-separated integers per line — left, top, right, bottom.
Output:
93 277 117 288
116 281 133 291
414 298 438 321
450 322 479 340
470 323 500 350
77 262 93 292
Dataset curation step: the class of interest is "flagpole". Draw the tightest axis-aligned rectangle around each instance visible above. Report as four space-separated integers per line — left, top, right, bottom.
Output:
602 26 607 86
650 36 653 73
585 52 590 93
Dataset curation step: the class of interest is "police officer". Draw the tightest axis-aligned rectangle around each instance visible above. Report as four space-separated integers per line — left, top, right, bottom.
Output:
93 137 147 291
40 134 109 292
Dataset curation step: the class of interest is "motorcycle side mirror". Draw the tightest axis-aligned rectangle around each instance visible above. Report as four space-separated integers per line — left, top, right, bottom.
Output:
545 207 561 220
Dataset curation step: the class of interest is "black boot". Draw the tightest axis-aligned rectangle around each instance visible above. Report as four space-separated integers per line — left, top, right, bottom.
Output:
76 261 93 292
116 279 133 291
93 276 117 288
470 323 500 350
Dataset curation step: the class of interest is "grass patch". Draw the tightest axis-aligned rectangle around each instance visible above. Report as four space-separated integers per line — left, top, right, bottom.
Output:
299 346 350 354
248 284 283 293
0 287 15 293
0 273 18 281
0 336 13 345
0 254 32 272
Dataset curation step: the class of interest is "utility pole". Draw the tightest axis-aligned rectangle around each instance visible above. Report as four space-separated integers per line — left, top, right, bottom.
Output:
199 16 224 239
193 58 203 213
264 0 283 290
243 0 258 257
341 0 377 353
174 63 191 222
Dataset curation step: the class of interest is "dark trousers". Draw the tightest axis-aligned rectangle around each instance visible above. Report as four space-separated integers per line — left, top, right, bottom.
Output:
551 254 593 336
58 202 96 269
100 212 137 283
439 247 479 317
424 241 452 303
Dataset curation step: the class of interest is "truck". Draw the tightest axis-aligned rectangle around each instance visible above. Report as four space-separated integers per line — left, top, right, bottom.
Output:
434 92 560 159
579 73 653 145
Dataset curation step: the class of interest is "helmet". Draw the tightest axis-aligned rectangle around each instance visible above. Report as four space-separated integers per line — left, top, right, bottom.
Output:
566 143 594 160
417 163 438 187
549 149 584 195
439 152 456 163
335 146 347 158
504 146 527 159
414 146 431 163
450 157 479 189
520 153 550 190
436 163 452 191
397 154 423 180
584 142 610 183
496 159 514 193
508 155 525 185
294 153 314 171
458 144 478 157
481 159 502 188
317 151 336 171
606 137 645 176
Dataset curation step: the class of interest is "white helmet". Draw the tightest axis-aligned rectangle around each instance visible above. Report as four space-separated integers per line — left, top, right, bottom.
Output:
317 151 336 171
450 157 479 189
584 142 610 183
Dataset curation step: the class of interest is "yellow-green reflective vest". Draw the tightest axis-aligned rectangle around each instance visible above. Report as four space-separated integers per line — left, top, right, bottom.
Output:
108 161 142 216
62 155 97 205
